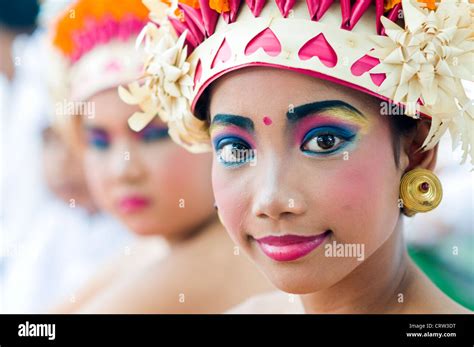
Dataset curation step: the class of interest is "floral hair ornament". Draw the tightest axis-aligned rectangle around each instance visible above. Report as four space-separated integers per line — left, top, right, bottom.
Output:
369 0 474 164
120 0 474 165
50 0 150 104
47 0 157 150
119 0 211 152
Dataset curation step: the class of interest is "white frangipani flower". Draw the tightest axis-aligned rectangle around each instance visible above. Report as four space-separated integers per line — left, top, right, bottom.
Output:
119 20 210 152
369 0 474 164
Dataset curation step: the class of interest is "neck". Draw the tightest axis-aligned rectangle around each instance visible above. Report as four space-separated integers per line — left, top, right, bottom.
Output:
163 213 220 249
300 218 411 313
0 30 17 81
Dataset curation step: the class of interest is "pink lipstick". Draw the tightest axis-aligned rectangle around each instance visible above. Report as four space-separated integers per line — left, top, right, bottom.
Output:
118 196 150 214
255 231 331 262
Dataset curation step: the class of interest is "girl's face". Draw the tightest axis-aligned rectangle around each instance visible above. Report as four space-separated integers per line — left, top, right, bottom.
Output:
82 88 215 237
209 67 408 293
42 126 96 212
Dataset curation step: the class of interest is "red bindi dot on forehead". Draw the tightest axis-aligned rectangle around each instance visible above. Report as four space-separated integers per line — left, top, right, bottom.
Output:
263 116 272 126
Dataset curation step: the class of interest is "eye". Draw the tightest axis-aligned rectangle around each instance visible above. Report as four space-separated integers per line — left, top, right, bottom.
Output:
301 126 355 155
215 137 255 167
139 125 169 143
86 130 110 151
304 133 341 152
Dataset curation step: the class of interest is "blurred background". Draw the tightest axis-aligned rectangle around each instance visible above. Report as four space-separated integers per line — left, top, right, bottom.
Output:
0 0 132 313
0 0 472 313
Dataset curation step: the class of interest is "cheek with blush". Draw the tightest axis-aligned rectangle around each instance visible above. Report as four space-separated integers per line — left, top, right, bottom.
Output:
212 163 250 246
318 122 401 254
158 147 212 205
146 144 215 231
83 153 111 211
145 145 189 217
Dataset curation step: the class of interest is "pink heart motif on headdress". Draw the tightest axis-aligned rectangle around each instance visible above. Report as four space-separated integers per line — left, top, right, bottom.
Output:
298 33 337 68
350 54 386 86
194 59 202 88
212 38 232 68
245 28 282 57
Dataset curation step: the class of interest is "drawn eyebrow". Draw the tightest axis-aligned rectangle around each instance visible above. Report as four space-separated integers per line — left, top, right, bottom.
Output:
287 100 365 123
210 114 255 133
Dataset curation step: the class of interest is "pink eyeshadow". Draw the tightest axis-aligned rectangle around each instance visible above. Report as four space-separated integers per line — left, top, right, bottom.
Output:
293 114 361 145
210 124 256 147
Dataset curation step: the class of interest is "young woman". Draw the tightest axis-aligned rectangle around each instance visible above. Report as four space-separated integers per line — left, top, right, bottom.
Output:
124 0 473 313
49 0 272 313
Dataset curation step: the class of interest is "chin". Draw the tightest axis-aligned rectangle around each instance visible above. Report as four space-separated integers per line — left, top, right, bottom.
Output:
250 246 352 294
122 218 159 236
258 261 332 294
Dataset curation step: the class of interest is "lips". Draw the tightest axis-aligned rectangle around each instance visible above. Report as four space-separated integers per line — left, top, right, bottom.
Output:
255 230 331 262
118 196 151 214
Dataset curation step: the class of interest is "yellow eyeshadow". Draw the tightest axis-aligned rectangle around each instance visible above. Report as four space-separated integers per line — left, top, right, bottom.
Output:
322 107 370 134
209 123 224 135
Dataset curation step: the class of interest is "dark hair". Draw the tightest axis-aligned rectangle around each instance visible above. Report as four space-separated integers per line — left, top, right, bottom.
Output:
0 0 40 33
194 87 212 122
195 85 418 167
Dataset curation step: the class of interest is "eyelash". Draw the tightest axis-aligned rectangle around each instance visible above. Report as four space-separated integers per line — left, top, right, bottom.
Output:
214 136 255 167
300 126 356 156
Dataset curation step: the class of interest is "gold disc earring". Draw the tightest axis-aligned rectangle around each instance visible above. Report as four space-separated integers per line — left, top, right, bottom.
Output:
399 168 443 216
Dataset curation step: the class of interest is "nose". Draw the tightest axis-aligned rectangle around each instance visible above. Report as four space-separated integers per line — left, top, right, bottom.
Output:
251 157 307 221
109 141 146 184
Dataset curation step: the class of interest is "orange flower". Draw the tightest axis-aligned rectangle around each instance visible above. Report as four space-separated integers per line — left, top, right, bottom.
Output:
384 0 401 11
209 0 230 13
52 0 149 58
179 0 200 8
417 0 437 10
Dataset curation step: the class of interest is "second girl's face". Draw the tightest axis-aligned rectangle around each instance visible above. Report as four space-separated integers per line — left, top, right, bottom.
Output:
82 89 215 236
209 67 407 294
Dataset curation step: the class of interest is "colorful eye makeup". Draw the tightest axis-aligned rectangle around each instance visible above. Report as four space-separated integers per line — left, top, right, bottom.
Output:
84 123 169 151
288 100 369 134
293 113 365 157
85 128 110 150
214 137 256 167
300 125 357 156
210 122 256 168
291 102 369 158
210 100 369 166
137 124 169 143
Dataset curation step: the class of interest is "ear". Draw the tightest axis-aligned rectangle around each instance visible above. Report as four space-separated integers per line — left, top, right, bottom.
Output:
401 119 438 172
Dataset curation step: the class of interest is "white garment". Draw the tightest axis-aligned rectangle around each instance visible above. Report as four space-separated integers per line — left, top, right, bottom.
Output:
0 30 133 313
0 74 9 224
226 291 305 314
1 31 51 236
0 200 131 313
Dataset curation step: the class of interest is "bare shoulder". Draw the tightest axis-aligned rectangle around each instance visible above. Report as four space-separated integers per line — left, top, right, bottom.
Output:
140 223 272 312
78 224 272 313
